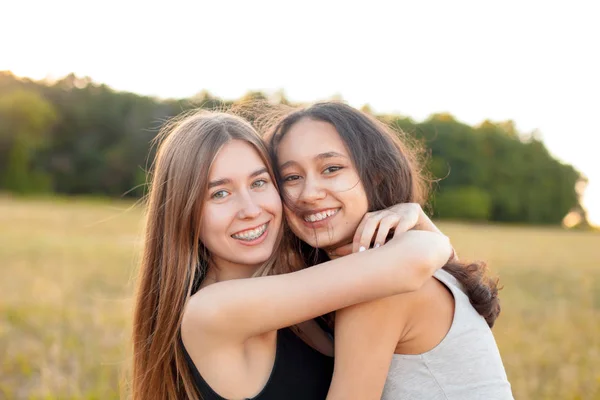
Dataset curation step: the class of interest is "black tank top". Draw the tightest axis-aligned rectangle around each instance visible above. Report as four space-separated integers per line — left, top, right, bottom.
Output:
182 328 334 400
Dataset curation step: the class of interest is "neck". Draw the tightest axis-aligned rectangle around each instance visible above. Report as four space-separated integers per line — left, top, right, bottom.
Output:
323 236 353 260
203 257 260 286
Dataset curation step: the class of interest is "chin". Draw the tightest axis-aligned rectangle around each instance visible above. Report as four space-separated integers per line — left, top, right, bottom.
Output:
301 234 336 250
291 221 350 250
244 247 274 264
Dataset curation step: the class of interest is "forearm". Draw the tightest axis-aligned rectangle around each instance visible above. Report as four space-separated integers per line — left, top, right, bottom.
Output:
194 231 450 339
207 244 417 333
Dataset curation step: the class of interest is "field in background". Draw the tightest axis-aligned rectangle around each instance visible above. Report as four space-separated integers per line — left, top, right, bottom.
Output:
1 197 598 399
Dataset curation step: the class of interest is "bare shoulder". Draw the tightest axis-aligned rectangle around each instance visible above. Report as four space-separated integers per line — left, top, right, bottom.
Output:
182 289 277 399
181 285 232 352
335 276 453 339
410 275 454 309
398 276 455 352
181 290 210 349
181 279 245 335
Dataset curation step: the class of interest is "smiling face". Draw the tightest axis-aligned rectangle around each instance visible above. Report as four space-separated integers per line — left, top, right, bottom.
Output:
199 139 283 271
276 118 369 251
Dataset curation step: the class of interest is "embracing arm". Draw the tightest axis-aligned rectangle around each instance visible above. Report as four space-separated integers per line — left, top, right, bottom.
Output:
183 230 450 341
326 294 411 400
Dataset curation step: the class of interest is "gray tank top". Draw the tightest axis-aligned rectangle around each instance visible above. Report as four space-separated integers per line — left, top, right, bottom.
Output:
382 269 514 400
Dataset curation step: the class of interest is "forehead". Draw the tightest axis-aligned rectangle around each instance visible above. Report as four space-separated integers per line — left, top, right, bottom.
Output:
277 118 349 162
209 139 267 179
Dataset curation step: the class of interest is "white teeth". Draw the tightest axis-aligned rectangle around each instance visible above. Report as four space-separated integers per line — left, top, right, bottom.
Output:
232 223 267 241
304 209 339 222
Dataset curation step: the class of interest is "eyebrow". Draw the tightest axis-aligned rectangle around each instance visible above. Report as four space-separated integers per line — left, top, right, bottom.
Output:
208 167 268 189
279 151 347 170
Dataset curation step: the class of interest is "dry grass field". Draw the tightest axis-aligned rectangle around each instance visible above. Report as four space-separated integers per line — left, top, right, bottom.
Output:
1 196 598 399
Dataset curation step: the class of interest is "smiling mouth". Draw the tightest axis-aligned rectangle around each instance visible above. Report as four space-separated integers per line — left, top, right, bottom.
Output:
303 208 340 223
231 223 269 241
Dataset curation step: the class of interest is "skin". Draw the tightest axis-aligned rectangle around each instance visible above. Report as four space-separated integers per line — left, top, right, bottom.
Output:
275 120 457 400
199 140 282 282
180 139 453 399
278 118 369 255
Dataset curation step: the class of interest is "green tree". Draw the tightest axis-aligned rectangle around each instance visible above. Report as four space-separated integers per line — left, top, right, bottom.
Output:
0 89 57 193
0 71 585 225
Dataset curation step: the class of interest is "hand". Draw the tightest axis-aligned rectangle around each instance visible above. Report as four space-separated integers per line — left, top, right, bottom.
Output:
329 203 449 257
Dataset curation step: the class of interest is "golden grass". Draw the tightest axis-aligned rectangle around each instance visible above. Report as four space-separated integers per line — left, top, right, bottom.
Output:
0 196 598 399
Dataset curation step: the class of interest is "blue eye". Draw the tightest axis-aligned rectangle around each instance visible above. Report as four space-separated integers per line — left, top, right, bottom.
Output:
252 179 267 188
211 190 229 199
323 166 343 174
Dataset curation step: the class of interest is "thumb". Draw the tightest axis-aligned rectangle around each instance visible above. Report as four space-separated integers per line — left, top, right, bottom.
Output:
328 242 354 257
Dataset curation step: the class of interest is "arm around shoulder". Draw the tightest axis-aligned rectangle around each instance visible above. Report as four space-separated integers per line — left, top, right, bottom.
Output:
183 230 451 342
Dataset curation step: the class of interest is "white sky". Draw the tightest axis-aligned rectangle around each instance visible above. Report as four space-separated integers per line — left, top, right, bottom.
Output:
3 0 599 225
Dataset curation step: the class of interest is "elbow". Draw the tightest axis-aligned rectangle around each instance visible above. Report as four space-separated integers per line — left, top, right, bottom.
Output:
406 248 450 291
389 231 452 294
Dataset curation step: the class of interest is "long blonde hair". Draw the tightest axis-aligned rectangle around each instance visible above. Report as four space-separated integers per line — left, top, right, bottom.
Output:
131 110 296 400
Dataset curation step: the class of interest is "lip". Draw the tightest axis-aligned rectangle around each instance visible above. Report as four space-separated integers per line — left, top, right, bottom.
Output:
231 222 270 247
231 222 270 236
299 208 341 229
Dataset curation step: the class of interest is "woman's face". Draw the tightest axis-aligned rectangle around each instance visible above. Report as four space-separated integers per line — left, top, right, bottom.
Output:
276 118 369 251
199 140 282 270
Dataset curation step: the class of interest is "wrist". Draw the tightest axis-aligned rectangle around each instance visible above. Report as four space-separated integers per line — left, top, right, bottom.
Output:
418 210 442 234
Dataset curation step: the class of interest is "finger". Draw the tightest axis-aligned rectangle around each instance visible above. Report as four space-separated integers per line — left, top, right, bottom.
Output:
352 212 373 248
352 212 376 253
329 243 354 257
393 217 419 239
373 215 400 248
354 216 382 252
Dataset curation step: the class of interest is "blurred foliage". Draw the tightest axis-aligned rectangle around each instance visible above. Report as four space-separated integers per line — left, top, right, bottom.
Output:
0 89 57 193
433 186 492 221
0 71 586 225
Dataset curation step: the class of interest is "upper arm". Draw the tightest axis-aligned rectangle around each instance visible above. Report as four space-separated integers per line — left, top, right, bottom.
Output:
327 294 411 400
185 242 428 342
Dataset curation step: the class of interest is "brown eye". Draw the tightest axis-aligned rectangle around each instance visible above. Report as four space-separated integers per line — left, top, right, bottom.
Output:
284 175 301 182
323 166 343 174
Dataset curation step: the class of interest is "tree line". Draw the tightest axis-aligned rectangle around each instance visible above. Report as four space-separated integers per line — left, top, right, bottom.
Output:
0 71 587 225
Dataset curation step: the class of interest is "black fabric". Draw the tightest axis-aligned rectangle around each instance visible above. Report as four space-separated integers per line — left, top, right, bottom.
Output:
314 316 334 341
183 328 334 400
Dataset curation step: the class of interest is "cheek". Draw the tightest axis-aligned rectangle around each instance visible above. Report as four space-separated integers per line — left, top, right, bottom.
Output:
199 205 230 240
341 182 369 223
262 187 283 218
283 205 298 224
355 182 370 212
283 205 306 236
282 183 302 200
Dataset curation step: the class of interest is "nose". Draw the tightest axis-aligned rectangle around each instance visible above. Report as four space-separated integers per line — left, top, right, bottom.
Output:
237 190 261 220
297 176 326 204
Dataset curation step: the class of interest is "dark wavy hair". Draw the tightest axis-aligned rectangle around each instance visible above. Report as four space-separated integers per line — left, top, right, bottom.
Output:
265 102 501 328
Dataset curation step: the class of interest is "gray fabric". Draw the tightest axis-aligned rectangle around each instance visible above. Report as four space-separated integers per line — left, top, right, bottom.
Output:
382 269 514 399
